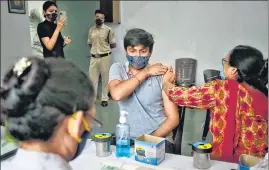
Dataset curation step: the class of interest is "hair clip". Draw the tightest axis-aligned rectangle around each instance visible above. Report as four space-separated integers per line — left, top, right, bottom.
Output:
13 57 32 77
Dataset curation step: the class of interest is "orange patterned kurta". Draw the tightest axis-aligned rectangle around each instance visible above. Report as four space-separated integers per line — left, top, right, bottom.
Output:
167 79 268 163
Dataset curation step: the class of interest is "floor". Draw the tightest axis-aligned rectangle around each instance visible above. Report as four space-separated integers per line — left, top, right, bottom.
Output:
92 100 213 156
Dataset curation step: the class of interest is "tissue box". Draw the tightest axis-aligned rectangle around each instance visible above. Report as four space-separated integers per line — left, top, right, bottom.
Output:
238 154 265 170
134 134 165 166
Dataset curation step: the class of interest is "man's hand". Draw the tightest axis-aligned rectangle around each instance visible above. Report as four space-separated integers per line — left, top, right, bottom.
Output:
163 66 176 85
110 43 116 48
146 63 168 76
64 36 71 45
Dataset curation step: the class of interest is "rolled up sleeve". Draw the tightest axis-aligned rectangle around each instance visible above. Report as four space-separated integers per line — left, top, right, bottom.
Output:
87 28 92 44
109 63 123 83
109 29 116 44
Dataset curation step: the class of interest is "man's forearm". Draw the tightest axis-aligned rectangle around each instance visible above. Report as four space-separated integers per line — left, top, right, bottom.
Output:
110 69 149 101
151 118 178 138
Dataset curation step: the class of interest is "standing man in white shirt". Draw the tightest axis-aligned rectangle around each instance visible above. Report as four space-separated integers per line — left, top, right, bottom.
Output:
88 9 116 107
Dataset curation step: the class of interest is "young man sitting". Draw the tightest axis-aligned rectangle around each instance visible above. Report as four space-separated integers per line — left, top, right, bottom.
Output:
108 28 179 153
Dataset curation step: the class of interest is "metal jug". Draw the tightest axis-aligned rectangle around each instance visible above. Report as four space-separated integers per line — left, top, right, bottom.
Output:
93 133 112 157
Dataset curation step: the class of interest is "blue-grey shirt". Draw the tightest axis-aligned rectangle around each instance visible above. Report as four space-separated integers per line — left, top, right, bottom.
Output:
109 62 166 139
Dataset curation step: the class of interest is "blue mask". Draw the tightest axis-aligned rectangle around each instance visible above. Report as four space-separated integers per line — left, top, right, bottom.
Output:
70 130 91 161
70 111 91 161
126 55 149 70
220 65 226 80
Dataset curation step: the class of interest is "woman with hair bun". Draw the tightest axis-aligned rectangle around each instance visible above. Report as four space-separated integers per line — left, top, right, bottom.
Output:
1 57 95 170
163 45 268 163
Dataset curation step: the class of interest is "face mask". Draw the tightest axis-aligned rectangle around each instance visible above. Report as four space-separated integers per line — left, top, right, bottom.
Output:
46 13 58 22
69 111 91 161
127 55 150 70
220 65 226 80
95 19 103 26
70 131 91 160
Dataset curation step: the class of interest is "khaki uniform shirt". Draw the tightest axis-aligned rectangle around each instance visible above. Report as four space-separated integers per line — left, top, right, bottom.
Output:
87 25 115 55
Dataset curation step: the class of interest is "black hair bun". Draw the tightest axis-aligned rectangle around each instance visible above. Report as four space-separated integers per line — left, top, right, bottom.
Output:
1 57 50 117
259 59 268 85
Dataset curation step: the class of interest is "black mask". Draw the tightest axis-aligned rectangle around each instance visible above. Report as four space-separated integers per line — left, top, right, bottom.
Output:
46 13 58 22
95 19 103 26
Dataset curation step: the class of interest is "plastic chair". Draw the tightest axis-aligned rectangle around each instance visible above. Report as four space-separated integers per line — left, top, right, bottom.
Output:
175 58 197 87
202 69 220 141
173 58 197 155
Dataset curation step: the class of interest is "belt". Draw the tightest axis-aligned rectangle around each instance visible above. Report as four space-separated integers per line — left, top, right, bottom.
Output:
91 52 111 58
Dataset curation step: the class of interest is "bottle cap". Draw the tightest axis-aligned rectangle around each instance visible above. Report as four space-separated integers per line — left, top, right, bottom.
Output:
119 111 129 124
192 141 212 153
93 133 111 142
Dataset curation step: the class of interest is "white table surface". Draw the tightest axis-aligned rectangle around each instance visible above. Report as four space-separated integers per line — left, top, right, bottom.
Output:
70 140 238 170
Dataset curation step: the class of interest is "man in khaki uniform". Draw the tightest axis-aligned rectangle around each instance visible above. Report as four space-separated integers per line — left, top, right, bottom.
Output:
88 9 116 107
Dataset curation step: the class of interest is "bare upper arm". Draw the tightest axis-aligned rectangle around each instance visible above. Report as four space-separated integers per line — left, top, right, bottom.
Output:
162 91 179 120
41 37 51 50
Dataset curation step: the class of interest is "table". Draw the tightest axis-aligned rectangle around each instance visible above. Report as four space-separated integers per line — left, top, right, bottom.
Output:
70 140 238 170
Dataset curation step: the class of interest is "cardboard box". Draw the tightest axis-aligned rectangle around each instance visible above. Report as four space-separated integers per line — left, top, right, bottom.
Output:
238 154 266 170
134 134 165 166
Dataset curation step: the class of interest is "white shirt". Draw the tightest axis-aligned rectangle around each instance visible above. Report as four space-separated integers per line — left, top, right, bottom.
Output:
1 148 72 170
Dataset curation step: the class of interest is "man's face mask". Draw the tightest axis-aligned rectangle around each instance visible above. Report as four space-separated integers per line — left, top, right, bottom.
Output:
127 55 150 70
46 13 58 22
95 19 104 26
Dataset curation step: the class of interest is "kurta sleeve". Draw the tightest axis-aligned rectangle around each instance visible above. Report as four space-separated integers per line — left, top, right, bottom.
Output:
166 81 218 109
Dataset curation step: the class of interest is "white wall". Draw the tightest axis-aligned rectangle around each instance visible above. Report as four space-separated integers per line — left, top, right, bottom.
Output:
1 0 32 82
28 1 45 46
108 1 268 85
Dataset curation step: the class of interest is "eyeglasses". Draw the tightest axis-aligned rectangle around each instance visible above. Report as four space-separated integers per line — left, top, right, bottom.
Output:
222 58 228 66
84 110 103 128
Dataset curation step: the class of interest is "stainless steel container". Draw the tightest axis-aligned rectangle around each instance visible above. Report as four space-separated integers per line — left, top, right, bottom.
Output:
192 141 213 169
93 133 112 157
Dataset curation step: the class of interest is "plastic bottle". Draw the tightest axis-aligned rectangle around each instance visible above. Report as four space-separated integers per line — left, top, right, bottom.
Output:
116 111 130 158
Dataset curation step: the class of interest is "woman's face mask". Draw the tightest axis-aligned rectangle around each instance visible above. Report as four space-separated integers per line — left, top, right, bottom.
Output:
69 110 101 160
44 6 58 22
45 13 58 22
70 131 91 160
220 57 230 80
220 64 226 80
127 55 150 70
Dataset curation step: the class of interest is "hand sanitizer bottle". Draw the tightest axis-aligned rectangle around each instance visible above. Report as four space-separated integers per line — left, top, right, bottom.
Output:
116 111 130 158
